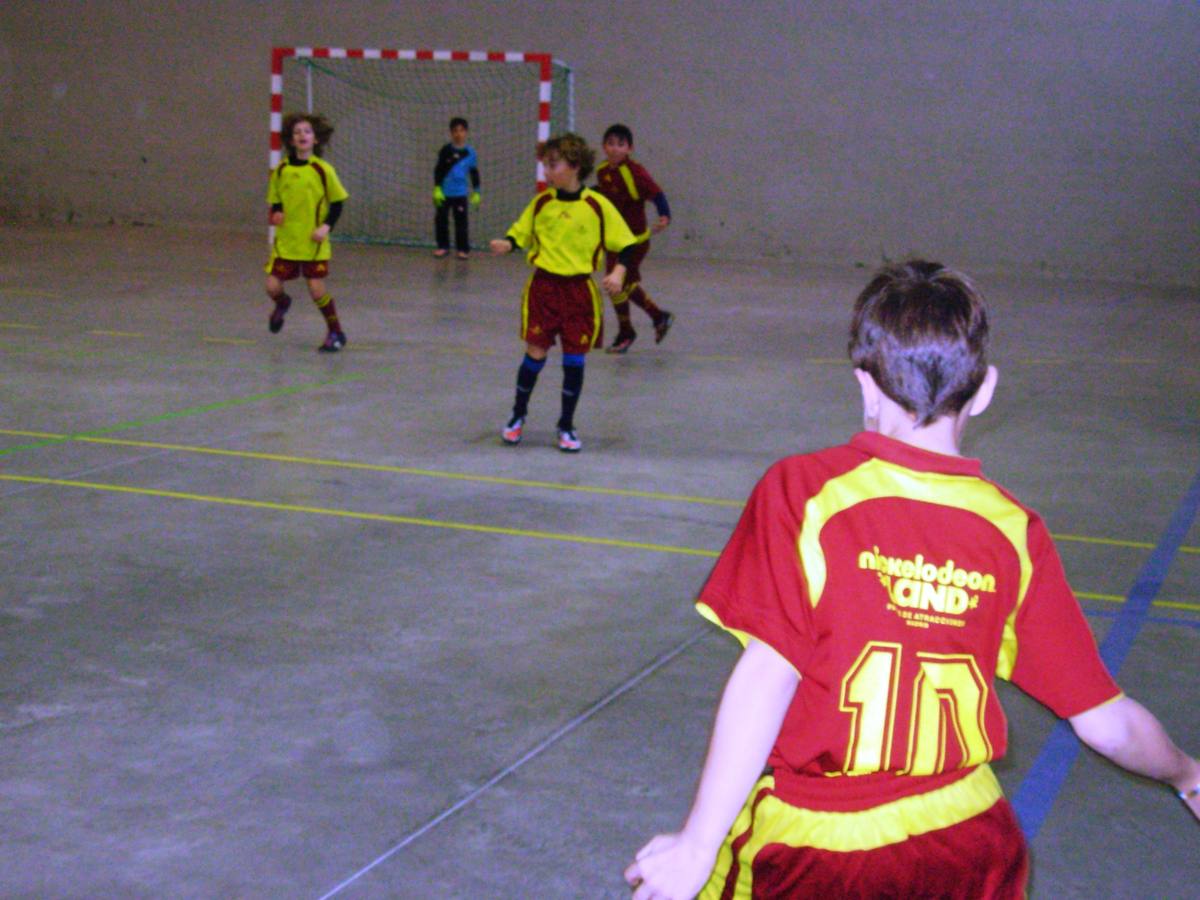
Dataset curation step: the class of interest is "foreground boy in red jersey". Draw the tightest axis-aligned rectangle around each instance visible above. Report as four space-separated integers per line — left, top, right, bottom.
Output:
265 112 349 352
624 261 1200 898
594 124 674 353
490 133 637 452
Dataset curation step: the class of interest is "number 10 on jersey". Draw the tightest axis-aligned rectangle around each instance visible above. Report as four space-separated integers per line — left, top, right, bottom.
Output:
839 641 993 776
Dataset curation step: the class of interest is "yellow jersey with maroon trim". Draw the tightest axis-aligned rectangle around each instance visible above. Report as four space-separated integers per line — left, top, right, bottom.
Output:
507 188 636 276
594 158 663 242
267 156 349 262
697 431 1120 813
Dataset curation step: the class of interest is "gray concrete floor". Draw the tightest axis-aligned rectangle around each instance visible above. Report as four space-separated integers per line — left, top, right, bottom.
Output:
0 224 1196 898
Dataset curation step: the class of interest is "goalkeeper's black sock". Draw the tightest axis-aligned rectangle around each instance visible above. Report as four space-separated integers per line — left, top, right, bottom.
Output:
513 354 545 419
557 356 585 432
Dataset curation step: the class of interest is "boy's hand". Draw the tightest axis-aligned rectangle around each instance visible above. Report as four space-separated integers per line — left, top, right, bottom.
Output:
624 832 716 900
311 224 331 243
469 191 482 208
652 215 670 234
602 264 627 295
489 239 512 255
269 210 284 226
433 186 446 207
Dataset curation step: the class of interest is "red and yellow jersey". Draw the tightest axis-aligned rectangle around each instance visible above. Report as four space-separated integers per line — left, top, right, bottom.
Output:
267 156 349 262
594 158 663 242
507 187 636 276
698 431 1120 812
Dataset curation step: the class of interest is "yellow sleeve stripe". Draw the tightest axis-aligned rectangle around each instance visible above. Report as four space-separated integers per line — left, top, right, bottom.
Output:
696 601 753 646
695 601 804 677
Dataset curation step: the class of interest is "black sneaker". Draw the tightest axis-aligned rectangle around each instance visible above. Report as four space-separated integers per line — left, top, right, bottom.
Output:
654 311 674 344
318 330 347 353
606 331 637 354
268 295 292 333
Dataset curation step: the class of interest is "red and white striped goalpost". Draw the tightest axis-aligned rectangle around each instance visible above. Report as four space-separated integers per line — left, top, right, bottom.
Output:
269 47 555 190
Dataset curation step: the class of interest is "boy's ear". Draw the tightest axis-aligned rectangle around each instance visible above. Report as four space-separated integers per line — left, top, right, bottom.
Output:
967 365 999 417
854 368 881 427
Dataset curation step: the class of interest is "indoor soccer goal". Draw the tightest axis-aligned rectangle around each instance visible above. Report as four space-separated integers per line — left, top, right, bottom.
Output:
269 47 574 249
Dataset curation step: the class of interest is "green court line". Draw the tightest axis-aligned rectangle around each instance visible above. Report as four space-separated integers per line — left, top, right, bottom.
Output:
0 373 370 457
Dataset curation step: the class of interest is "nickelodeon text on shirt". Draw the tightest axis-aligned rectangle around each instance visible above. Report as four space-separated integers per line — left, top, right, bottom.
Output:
858 547 997 629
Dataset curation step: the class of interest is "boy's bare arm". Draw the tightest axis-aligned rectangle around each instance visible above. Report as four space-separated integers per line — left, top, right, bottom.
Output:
1068 696 1200 820
624 640 800 899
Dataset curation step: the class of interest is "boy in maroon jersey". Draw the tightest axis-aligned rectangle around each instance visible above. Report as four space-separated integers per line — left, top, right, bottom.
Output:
624 261 1200 899
594 124 674 353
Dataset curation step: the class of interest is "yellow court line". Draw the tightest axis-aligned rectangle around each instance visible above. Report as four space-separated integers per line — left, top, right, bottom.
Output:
686 354 740 362
0 289 61 298
808 357 849 364
0 429 743 507
1076 591 1200 613
4 429 1199 549
0 474 720 558
202 337 256 346
0 323 40 330
89 330 145 338
3 473 1195 612
1055 533 1198 555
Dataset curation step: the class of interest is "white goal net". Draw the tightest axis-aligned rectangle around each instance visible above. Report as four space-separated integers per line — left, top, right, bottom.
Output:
270 48 574 249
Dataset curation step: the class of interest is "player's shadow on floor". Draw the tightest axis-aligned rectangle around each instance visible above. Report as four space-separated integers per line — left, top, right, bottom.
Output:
465 430 623 451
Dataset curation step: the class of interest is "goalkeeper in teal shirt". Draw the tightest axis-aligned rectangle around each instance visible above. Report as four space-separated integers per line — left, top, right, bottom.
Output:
432 117 481 258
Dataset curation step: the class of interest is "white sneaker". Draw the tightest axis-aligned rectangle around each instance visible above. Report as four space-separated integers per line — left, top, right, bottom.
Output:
502 416 524 445
557 429 582 453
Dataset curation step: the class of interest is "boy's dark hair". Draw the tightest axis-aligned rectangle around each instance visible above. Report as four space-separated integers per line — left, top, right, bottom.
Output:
848 260 989 426
449 117 469 130
540 132 595 181
281 112 334 157
603 123 634 145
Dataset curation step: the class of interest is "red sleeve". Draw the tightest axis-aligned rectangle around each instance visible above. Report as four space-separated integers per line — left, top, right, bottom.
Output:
632 161 663 200
696 463 815 672
1007 519 1121 717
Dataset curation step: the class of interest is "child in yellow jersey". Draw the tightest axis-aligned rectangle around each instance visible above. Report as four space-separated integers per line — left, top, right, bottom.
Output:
265 112 350 352
489 133 637 452
624 261 1200 899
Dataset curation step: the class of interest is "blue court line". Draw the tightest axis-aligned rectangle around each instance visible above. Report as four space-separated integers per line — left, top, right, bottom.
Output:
1012 464 1200 837
1084 608 1200 631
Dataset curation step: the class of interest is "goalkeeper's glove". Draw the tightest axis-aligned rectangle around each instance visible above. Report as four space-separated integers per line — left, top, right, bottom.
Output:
433 185 446 207
469 191 482 208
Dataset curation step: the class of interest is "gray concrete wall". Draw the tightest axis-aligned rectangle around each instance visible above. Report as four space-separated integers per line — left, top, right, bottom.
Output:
1 1 1197 285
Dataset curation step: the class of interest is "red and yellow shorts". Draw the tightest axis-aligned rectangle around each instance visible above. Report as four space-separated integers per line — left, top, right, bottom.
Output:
520 269 603 355
702 765 1027 899
266 257 330 280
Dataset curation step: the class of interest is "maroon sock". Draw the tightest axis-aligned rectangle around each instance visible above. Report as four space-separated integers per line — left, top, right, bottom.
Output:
314 294 341 332
629 285 663 322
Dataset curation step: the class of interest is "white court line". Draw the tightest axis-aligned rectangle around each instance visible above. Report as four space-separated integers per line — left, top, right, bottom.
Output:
317 627 710 899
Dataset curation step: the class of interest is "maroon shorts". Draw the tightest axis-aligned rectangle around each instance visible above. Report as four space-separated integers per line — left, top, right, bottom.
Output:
269 258 330 280
605 240 649 287
520 269 603 354
703 767 1027 899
